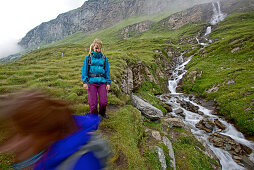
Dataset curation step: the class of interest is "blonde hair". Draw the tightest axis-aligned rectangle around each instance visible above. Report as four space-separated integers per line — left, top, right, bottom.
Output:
89 39 103 54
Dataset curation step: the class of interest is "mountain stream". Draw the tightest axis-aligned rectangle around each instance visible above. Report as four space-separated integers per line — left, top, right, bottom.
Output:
159 2 254 169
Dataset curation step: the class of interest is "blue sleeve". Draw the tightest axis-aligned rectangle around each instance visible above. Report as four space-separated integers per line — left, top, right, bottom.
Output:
105 57 111 85
82 55 89 84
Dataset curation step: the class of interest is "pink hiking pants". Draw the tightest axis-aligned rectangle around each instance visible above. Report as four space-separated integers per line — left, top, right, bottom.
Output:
88 83 108 114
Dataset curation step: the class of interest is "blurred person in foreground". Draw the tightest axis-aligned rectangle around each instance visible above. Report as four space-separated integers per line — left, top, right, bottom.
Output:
0 90 110 170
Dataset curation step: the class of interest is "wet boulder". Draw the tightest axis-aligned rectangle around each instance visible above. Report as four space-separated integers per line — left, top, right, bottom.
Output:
208 133 253 165
195 118 215 133
214 119 226 130
174 108 185 118
163 103 173 112
180 100 199 113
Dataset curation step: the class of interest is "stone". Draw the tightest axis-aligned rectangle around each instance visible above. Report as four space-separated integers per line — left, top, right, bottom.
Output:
233 156 242 160
121 67 133 94
156 147 167 170
231 47 240 53
241 156 254 170
162 136 176 170
174 108 183 114
163 118 186 128
163 104 173 112
132 95 163 120
196 119 215 133
208 133 252 159
151 130 162 141
144 67 156 82
198 111 204 115
214 119 226 130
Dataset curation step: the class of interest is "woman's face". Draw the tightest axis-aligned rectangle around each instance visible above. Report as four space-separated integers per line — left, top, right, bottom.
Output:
94 45 101 53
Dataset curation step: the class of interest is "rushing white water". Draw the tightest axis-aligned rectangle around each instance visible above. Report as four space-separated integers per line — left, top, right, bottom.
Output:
195 37 208 46
168 53 192 94
160 52 254 170
210 2 226 25
204 26 212 36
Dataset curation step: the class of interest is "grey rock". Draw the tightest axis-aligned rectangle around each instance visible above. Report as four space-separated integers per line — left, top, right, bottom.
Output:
162 136 176 170
163 118 186 128
156 146 167 170
174 108 183 114
121 67 133 94
132 95 163 120
151 130 162 141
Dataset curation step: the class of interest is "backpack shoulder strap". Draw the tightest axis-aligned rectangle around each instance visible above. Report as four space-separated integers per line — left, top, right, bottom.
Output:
102 55 106 70
88 54 92 74
88 54 92 65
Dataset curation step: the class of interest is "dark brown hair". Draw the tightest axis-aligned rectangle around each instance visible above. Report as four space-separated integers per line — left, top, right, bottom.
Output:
0 90 77 155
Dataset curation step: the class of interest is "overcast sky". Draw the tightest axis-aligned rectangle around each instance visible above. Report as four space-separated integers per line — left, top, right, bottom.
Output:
0 0 86 58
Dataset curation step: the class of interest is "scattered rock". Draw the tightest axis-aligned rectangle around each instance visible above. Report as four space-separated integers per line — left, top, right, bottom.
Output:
226 78 235 84
195 118 215 133
208 133 252 157
198 111 204 115
214 119 226 130
156 146 167 170
152 130 162 141
231 47 240 53
180 100 199 113
121 67 133 94
241 156 254 170
163 103 173 112
162 136 176 170
206 84 219 93
144 67 156 83
174 108 183 114
162 118 186 129
131 95 163 120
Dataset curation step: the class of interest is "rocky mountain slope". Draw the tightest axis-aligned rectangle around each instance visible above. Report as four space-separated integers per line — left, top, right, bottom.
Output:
18 0 217 49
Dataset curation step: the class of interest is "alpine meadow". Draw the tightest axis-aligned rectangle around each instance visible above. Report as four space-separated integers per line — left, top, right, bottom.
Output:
0 0 254 169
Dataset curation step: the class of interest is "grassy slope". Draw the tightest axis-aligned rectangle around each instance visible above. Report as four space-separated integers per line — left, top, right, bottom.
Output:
1 10 252 170
184 12 254 135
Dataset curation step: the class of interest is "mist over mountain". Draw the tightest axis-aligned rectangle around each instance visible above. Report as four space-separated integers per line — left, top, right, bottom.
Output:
18 0 217 49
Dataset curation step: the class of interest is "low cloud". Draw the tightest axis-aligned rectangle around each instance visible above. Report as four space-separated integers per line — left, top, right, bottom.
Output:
0 39 23 59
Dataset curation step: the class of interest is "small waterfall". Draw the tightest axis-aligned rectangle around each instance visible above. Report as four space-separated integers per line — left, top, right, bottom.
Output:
196 1 226 46
204 26 212 36
168 53 192 94
210 2 226 25
195 37 208 46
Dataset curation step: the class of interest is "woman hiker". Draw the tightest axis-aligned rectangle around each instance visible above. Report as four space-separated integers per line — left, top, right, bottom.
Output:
82 39 111 119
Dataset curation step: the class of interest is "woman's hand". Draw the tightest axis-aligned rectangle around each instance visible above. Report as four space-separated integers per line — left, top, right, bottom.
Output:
83 83 88 90
106 84 110 91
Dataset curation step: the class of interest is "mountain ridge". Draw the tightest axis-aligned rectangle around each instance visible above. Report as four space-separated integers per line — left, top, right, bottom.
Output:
18 0 217 49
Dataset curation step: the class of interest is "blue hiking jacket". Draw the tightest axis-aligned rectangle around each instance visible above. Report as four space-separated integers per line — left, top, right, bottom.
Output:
82 51 111 84
34 114 104 170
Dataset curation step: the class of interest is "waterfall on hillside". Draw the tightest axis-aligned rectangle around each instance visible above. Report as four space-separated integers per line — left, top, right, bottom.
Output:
210 2 226 25
168 53 192 94
196 1 226 46
204 26 212 36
